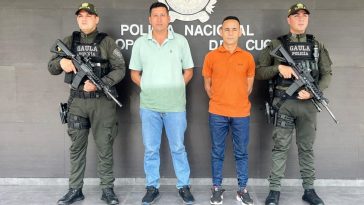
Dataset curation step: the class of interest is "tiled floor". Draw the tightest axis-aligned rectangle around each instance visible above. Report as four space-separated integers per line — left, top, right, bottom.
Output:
0 185 363 205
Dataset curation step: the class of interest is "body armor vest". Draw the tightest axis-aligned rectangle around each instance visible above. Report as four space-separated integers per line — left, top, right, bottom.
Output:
64 31 110 85
275 34 319 89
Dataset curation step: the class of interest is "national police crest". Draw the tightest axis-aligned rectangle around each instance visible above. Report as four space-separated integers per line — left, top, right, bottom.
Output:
158 0 217 23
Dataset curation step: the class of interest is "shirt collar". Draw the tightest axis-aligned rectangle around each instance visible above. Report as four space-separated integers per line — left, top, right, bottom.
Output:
80 29 98 38
217 45 243 53
147 28 175 41
290 32 306 40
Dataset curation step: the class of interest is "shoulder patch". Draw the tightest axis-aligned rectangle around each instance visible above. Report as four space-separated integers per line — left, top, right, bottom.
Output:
113 48 123 59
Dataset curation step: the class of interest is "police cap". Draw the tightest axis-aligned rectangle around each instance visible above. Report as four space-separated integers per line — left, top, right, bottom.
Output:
75 2 98 16
288 3 310 17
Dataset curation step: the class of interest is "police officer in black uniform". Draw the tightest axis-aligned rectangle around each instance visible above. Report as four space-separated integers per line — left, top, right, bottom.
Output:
256 3 332 205
48 2 125 205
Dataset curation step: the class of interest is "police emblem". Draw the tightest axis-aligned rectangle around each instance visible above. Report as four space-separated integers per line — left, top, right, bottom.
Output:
296 3 304 9
158 0 217 22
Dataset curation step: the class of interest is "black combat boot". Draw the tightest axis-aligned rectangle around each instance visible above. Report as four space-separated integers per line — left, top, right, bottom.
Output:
302 189 324 205
101 187 119 205
265 190 280 205
57 188 85 205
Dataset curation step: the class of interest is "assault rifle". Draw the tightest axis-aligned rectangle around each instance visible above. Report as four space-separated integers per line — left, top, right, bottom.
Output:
51 39 122 107
270 45 338 124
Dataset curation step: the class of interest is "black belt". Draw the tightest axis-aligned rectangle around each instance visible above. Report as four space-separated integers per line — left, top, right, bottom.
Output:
70 90 104 99
274 89 298 99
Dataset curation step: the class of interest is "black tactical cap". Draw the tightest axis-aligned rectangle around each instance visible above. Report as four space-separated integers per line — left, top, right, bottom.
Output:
288 3 310 17
75 2 98 16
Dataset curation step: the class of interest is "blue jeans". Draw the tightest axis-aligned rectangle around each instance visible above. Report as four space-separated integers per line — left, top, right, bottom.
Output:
140 108 190 189
209 113 250 189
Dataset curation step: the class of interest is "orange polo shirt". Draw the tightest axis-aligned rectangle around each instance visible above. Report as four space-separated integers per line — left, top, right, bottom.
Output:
202 46 255 117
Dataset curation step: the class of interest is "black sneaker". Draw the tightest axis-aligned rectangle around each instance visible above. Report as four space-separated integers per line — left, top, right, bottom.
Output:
302 189 325 205
142 186 160 205
101 188 119 205
265 190 280 205
57 188 85 205
178 185 195 204
210 186 225 205
236 188 254 205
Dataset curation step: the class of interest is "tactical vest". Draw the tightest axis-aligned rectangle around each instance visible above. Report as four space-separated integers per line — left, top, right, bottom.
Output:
275 34 319 89
64 31 111 85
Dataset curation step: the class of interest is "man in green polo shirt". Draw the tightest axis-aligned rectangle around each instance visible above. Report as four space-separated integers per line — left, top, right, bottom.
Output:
129 2 195 205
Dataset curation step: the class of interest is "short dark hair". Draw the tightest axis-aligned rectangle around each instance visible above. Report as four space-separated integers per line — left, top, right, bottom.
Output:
222 16 240 25
149 2 169 16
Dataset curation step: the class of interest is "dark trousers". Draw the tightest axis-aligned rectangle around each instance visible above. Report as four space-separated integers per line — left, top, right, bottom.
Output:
209 113 250 188
67 96 118 189
269 99 317 191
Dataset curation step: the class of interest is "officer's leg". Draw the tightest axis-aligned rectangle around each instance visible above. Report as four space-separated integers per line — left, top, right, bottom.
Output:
268 105 295 191
67 114 90 189
91 98 118 189
295 101 317 190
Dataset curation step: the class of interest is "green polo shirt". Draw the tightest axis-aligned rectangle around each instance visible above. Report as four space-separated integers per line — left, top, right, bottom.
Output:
129 30 194 112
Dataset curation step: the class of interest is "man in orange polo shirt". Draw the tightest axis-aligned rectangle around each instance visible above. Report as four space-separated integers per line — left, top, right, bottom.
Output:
202 16 255 205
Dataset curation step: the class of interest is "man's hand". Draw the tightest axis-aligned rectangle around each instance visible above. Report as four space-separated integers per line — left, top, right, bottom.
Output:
278 64 298 79
83 80 97 92
297 89 312 100
203 77 212 98
130 70 141 87
60 58 77 73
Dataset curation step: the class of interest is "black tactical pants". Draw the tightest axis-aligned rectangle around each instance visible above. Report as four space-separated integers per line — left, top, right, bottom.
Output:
67 95 118 189
269 98 317 191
